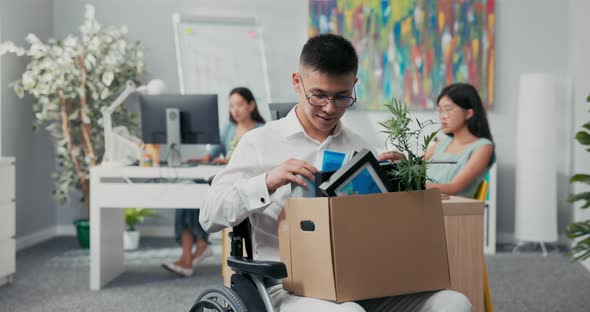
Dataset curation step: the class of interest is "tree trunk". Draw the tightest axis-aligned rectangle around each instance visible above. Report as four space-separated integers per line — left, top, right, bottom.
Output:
78 55 97 167
59 91 90 212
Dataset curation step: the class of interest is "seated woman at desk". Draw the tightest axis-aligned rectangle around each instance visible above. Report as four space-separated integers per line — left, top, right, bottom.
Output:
193 87 266 164
425 82 495 197
380 83 494 198
162 87 265 277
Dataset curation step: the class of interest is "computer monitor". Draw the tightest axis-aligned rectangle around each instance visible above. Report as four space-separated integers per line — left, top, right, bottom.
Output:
139 94 219 166
268 102 297 120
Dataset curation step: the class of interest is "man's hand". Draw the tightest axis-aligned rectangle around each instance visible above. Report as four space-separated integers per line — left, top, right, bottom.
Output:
377 151 406 162
266 158 318 193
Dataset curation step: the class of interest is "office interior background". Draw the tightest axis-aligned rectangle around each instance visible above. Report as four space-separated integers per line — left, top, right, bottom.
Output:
0 0 589 311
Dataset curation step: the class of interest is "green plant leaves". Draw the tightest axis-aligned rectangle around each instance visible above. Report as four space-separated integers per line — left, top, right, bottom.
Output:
124 208 158 231
422 131 438 154
567 95 590 262
566 220 590 261
568 192 590 208
575 130 590 146
567 220 590 239
381 98 437 192
570 174 590 184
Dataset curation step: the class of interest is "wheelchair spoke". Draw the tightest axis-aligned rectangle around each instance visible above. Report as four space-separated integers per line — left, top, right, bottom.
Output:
212 297 232 311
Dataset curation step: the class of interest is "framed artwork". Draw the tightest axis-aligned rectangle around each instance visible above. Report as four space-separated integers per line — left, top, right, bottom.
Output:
309 0 495 111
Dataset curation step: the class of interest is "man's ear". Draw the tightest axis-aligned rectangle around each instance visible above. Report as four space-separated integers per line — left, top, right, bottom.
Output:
292 72 301 94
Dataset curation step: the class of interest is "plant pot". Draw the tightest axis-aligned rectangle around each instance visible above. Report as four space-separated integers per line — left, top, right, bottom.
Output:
73 219 90 249
124 230 140 250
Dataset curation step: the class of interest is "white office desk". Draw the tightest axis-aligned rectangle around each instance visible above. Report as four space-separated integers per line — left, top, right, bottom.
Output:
89 164 224 290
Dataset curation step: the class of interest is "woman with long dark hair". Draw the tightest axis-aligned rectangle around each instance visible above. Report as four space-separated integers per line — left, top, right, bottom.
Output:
424 82 495 197
197 87 266 164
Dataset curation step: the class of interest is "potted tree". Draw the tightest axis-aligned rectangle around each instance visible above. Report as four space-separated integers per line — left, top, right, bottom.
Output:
567 95 590 262
379 98 439 191
124 208 157 250
0 5 144 248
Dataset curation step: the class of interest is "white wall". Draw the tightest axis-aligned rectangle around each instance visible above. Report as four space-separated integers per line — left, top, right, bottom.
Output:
50 0 580 244
0 0 57 239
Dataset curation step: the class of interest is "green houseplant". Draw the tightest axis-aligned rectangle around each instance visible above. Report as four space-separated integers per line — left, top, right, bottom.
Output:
0 5 144 247
566 95 590 262
379 98 439 191
124 208 157 250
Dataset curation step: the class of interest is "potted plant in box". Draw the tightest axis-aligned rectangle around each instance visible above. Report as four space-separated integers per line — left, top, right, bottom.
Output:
379 98 439 191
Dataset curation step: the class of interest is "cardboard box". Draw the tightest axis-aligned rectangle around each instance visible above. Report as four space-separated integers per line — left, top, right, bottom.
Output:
278 189 450 302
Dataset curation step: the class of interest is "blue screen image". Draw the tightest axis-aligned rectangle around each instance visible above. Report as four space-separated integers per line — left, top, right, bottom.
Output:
338 168 382 196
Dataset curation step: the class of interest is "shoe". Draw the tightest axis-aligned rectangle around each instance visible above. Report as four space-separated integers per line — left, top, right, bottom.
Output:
192 246 213 267
162 262 193 277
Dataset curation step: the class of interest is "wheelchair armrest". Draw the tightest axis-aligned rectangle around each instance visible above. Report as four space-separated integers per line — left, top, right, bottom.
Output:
227 256 288 280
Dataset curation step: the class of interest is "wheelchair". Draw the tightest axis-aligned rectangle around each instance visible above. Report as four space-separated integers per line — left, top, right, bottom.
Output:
188 218 287 312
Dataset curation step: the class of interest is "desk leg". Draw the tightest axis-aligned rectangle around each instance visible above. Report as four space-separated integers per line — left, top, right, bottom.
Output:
90 192 125 290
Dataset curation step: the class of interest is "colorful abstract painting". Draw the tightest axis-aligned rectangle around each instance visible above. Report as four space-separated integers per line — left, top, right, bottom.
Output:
309 0 495 111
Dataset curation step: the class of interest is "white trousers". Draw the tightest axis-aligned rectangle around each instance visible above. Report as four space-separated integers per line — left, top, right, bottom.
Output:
268 285 472 312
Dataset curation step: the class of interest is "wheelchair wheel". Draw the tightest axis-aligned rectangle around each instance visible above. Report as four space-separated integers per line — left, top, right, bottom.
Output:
189 285 248 312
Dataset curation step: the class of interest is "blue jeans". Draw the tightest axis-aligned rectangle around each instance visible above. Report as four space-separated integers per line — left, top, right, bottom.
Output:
174 209 209 245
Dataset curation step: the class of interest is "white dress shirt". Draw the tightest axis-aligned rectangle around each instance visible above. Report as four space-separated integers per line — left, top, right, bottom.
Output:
200 107 371 261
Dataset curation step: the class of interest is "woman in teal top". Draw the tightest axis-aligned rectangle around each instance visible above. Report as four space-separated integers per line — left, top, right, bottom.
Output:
163 87 265 277
424 83 495 198
194 87 266 164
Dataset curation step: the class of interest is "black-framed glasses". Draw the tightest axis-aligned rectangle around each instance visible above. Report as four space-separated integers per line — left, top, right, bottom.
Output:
300 75 357 108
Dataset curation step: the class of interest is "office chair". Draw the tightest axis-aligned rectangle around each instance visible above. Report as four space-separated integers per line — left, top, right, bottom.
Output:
474 180 489 203
474 180 493 312
189 179 287 312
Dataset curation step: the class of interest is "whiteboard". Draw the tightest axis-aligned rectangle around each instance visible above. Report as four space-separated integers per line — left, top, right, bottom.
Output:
172 14 272 130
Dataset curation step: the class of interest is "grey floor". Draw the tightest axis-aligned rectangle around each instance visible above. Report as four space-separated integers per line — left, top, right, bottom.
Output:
0 237 589 312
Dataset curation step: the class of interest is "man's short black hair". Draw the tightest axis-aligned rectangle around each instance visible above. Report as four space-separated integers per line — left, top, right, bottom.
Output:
299 34 358 76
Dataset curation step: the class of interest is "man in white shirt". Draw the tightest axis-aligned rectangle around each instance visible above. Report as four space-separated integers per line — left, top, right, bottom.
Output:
200 34 471 312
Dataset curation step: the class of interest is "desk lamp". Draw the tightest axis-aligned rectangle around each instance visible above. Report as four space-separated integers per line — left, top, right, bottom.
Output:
102 79 165 166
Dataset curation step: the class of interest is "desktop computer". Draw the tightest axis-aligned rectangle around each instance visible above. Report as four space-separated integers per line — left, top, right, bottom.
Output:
139 94 220 166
